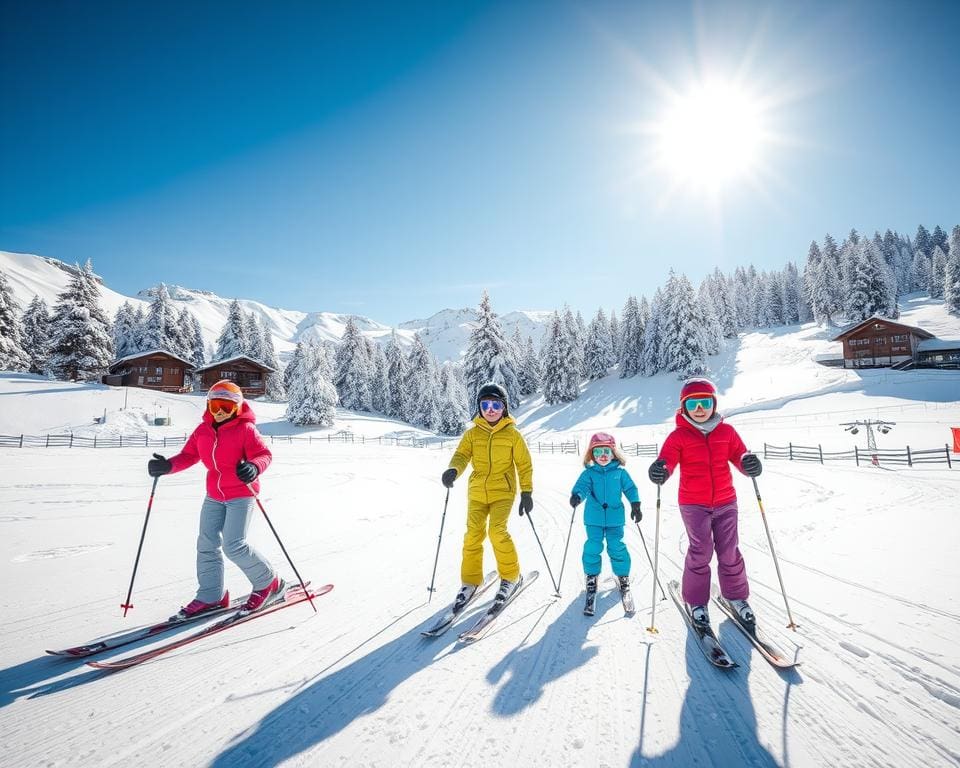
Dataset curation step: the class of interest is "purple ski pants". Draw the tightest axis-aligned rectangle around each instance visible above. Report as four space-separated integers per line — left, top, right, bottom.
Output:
679 500 749 607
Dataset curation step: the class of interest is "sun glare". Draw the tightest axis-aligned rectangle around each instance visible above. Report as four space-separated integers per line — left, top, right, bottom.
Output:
654 79 766 196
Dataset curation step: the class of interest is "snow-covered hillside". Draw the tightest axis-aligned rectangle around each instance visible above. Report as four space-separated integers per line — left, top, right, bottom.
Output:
0 250 553 363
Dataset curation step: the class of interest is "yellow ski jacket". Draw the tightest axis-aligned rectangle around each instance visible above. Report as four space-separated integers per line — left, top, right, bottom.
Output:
448 415 533 504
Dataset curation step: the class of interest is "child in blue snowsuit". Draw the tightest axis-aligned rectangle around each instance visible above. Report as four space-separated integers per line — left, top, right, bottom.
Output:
569 432 642 615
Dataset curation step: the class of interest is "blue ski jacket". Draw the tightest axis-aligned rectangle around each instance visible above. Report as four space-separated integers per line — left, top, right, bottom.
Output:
571 461 640 527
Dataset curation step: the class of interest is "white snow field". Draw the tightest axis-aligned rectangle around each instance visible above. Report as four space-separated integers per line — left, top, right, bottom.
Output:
2 296 960 767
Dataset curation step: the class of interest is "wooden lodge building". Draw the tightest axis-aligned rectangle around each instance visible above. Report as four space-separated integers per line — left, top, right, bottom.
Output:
190 356 275 397
103 350 193 392
830 317 960 370
104 352 275 397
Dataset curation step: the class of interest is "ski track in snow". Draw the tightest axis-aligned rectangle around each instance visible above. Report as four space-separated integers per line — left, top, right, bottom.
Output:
2 448 959 767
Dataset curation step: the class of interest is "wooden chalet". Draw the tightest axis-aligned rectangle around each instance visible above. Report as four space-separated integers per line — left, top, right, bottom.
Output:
831 317 938 369
103 350 193 392
191 356 275 397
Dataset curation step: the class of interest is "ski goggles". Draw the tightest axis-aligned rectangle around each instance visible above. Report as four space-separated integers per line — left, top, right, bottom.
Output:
592 446 614 458
684 397 714 412
480 399 504 412
208 398 238 415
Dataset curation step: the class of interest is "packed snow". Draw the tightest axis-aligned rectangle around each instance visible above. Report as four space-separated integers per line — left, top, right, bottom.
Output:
2 298 959 766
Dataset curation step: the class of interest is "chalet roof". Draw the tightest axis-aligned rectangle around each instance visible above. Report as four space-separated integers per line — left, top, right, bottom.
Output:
191 355 276 374
916 338 960 352
110 349 195 368
830 316 935 342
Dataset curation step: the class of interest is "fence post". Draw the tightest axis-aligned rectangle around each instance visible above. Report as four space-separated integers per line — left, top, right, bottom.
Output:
947 445 953 469
19 434 23 448
818 444 823 464
70 434 74 448
46 434 50 447
163 437 167 447
789 442 793 460
906 445 912 467
145 434 149 447
94 435 97 448
119 435 123 448
854 446 859 466
763 443 768 459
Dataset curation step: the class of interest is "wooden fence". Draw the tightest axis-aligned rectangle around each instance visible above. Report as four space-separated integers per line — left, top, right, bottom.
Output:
763 442 954 468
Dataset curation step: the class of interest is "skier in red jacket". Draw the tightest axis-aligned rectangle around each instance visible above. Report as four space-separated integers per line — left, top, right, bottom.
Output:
148 380 284 619
648 378 762 628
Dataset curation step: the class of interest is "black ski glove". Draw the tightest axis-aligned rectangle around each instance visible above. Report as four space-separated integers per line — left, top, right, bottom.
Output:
569 493 581 508
236 461 259 483
630 501 643 522
441 468 458 488
648 459 669 485
741 453 762 477
518 491 533 516
148 453 172 477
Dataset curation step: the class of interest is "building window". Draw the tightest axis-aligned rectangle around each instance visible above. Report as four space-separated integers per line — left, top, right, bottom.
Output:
891 334 908 342
874 337 886 345
171 367 180 375
850 338 869 347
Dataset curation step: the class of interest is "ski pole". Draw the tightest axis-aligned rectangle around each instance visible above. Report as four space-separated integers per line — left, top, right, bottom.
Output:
553 501 578 597
751 477 798 630
246 483 317 613
120 476 159 616
634 521 666 601
524 511 560 594
427 488 450 603
646 484 662 635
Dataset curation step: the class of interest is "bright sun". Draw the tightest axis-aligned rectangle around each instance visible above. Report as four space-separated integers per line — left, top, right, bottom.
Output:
654 79 766 196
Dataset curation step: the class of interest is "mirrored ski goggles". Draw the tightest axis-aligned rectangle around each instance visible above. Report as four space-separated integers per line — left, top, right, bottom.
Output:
684 397 714 412
480 399 504 412
208 398 238 415
592 446 614 458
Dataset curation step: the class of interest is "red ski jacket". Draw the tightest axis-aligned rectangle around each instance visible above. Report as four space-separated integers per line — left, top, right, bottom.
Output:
168 403 272 501
658 411 749 507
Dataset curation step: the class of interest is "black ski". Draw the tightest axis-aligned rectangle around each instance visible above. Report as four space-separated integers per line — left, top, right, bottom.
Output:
667 580 737 669
421 571 498 637
711 589 800 669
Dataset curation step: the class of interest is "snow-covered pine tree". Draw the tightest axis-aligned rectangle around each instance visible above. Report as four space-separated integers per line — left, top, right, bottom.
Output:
584 308 613 379
462 292 521 410
733 266 754 330
405 333 442 430
755 271 783 328
944 226 960 315
245 311 265 362
384 331 409 419
141 284 181 354
608 310 621 363
697 280 724 354
931 225 949 257
660 271 708 377
333 317 372 411
561 306 586 385
619 296 643 378
214 300 249 360
845 240 890 320
640 288 664 376
438 362 469 435
259 317 285 400
286 340 338 426
47 261 114 381
130 305 146 353
914 225 932 259
782 262 804 325
708 270 737 337
21 294 51 374
187 312 206 369
519 334 541 395
805 241 830 324
0 270 30 371
930 246 947 299
912 249 931 292
112 301 140 358
369 341 390 414
820 233 844 321
541 312 580 403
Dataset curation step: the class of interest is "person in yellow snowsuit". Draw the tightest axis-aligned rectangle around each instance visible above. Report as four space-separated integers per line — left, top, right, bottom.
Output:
441 382 533 610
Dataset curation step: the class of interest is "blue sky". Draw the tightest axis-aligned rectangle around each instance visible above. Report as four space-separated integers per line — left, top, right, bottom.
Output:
2 0 958 325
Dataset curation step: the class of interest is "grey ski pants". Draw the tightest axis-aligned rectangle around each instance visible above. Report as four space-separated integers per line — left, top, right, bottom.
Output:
195 496 275 602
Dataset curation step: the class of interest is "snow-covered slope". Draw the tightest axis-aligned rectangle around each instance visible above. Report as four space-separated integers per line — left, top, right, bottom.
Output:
1 250 553 363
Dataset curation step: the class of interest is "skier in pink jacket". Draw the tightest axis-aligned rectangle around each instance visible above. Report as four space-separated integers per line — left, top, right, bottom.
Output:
148 380 284 619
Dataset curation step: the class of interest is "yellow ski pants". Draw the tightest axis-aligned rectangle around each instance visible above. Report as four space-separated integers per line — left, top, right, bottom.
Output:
461 497 520 585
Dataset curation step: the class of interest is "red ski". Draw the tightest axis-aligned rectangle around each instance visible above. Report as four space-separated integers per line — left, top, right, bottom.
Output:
87 583 333 671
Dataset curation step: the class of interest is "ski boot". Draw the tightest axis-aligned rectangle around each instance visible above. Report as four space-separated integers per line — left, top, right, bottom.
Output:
453 583 478 613
170 591 229 622
689 603 710 630
241 576 286 614
728 598 755 625
618 575 635 614
583 574 598 616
